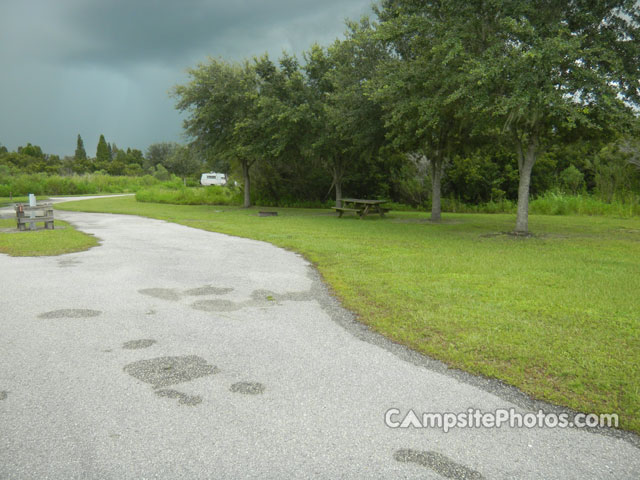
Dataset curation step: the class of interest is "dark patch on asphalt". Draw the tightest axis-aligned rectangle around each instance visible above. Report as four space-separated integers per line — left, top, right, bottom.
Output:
250 289 277 302
394 449 484 480
38 309 102 319
230 382 265 395
251 289 314 303
0 391 8 400
191 289 315 314
184 285 234 296
191 299 241 312
123 355 219 389
122 339 156 350
57 258 82 268
138 288 181 301
155 389 203 406
140 285 314 314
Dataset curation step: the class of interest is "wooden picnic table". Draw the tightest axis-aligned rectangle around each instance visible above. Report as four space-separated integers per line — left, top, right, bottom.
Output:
332 198 390 218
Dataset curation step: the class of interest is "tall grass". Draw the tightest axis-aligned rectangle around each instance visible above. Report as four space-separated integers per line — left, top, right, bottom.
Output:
529 191 640 217
0 173 182 197
136 185 241 206
441 192 640 217
136 186 331 207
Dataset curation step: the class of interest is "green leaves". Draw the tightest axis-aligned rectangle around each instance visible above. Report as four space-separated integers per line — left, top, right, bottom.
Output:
172 58 259 164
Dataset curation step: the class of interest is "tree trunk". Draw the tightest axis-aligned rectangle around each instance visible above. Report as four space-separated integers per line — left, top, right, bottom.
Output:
515 139 538 234
333 166 343 208
242 160 251 208
430 158 443 222
335 178 342 208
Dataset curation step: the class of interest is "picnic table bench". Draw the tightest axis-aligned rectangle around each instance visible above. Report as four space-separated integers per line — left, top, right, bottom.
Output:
15 203 55 231
332 198 390 218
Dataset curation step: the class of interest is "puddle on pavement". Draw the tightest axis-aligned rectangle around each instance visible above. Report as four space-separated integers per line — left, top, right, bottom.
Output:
39 309 102 319
141 284 313 314
57 258 82 268
190 299 241 312
122 339 156 350
184 285 234 296
190 288 315 314
138 288 181 301
251 289 313 303
155 389 202 406
394 449 484 480
123 355 219 389
230 382 265 395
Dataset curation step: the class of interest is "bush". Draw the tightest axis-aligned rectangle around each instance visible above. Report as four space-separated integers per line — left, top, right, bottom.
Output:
559 165 585 194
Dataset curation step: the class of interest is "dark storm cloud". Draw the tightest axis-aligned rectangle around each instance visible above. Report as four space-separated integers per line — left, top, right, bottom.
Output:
62 0 374 66
0 0 374 156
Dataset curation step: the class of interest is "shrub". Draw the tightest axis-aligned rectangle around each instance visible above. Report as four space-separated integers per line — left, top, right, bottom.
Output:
559 165 585 194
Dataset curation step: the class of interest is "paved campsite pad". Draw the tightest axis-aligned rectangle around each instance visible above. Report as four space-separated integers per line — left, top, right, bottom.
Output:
1 205 639 479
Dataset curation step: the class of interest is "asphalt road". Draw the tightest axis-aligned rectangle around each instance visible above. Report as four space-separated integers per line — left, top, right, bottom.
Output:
1 202 639 479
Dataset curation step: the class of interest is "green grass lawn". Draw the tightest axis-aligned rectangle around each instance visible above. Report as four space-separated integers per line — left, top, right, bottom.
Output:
0 218 99 256
56 196 640 433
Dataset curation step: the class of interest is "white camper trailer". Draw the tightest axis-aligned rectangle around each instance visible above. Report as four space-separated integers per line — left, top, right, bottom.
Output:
200 172 227 186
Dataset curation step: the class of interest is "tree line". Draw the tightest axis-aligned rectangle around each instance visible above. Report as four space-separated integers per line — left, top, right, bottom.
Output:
172 0 640 233
0 135 202 185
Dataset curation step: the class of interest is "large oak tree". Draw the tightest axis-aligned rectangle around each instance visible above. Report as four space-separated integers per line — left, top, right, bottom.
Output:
173 59 259 208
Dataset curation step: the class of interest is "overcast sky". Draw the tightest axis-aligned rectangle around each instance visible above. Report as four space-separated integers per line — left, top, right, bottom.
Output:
0 0 375 157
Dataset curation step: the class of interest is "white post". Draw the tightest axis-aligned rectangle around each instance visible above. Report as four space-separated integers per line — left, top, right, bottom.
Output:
28 194 36 230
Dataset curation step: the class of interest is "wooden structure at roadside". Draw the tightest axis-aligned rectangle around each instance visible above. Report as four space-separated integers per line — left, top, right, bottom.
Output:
332 198 390 218
15 203 55 231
